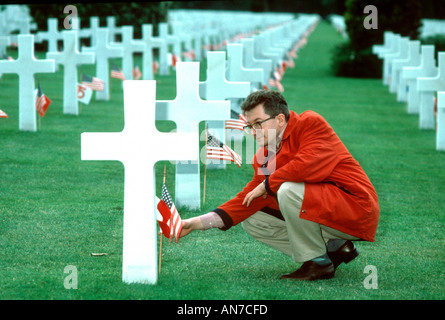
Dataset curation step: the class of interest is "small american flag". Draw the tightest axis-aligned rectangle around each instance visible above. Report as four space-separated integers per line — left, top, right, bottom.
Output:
225 113 247 131
156 183 183 243
35 83 51 117
81 74 104 91
268 72 284 93
0 109 8 118
111 64 126 80
132 65 142 80
206 133 242 167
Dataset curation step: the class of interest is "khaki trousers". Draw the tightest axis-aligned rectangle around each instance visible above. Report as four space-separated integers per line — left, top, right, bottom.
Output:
242 182 359 262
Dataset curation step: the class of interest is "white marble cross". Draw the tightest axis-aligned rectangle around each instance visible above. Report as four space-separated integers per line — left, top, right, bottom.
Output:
402 45 436 114
226 43 263 91
141 24 166 80
82 80 198 284
35 18 63 53
156 62 231 209
389 37 409 94
82 28 123 100
158 23 181 75
241 38 273 86
106 16 122 43
111 26 145 80
417 52 445 130
382 35 404 86
199 51 250 169
0 35 54 131
437 92 445 150
393 40 420 102
47 31 95 115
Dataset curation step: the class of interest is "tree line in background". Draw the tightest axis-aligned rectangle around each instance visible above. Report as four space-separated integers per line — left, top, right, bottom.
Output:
26 0 444 79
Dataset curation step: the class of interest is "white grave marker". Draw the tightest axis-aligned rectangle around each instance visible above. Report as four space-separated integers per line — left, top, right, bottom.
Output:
393 40 420 102
199 51 250 169
402 45 436 114
417 52 445 130
111 26 145 80
156 62 231 209
0 35 55 131
226 43 263 91
141 24 166 80
36 18 63 53
82 28 123 100
47 31 95 115
382 34 402 85
81 80 198 284
241 38 273 86
389 37 409 94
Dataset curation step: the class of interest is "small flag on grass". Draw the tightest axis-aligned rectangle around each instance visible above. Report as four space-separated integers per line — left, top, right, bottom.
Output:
0 109 8 118
132 65 142 80
157 183 183 243
81 74 104 91
35 83 51 117
111 65 126 80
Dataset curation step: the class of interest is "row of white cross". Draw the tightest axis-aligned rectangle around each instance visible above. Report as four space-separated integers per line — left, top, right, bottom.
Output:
82 15 319 284
0 9 320 284
372 31 445 151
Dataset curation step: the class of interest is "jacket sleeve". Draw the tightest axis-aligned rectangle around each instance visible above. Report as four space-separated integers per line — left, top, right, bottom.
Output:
266 113 342 195
214 158 278 230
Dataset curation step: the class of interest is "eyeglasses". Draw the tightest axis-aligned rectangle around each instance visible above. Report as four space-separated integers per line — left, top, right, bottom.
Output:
243 116 276 134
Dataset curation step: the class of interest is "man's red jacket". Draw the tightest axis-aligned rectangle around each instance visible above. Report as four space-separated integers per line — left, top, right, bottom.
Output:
214 110 380 242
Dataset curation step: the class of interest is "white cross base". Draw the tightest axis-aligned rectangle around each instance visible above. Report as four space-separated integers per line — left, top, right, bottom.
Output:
81 80 198 284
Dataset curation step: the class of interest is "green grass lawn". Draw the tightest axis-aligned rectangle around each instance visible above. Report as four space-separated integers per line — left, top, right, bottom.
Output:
0 20 444 301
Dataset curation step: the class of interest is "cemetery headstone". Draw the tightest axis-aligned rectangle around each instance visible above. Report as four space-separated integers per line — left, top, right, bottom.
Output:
47 31 95 115
156 62 231 209
82 28 123 100
417 52 445 130
0 35 55 131
401 45 436 114
81 80 198 284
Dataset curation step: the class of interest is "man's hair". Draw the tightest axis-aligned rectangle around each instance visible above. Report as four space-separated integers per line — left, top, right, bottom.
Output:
241 90 290 122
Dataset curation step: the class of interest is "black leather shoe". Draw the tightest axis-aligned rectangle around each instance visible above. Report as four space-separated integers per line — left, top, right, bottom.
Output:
327 240 359 270
280 261 335 281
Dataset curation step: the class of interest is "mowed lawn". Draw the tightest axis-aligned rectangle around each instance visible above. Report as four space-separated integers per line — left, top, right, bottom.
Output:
0 20 444 300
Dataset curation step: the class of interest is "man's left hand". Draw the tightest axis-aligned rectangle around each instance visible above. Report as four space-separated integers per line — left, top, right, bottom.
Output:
242 181 268 207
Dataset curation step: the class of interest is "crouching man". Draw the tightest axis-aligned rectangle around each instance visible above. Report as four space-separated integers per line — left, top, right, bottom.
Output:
179 90 380 281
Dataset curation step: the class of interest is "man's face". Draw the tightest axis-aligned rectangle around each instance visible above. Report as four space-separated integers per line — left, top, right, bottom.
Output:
245 103 283 148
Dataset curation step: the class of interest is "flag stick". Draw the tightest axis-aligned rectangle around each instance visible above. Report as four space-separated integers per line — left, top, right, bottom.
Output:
203 123 208 206
159 165 167 274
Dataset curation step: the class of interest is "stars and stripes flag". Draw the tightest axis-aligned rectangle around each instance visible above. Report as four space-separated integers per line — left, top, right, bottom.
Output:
225 113 247 131
0 109 7 118
35 83 51 117
111 64 126 80
152 61 159 74
156 183 183 243
132 65 142 80
81 74 104 91
206 133 242 167
268 71 284 93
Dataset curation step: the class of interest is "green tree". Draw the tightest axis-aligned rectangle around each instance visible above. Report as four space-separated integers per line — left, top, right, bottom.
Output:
331 0 422 78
